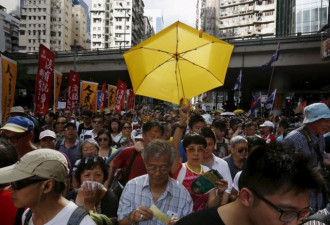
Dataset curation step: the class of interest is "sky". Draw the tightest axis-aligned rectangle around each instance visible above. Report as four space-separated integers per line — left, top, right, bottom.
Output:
0 0 198 28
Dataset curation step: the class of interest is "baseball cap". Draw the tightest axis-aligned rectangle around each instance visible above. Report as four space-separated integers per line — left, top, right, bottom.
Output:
1 116 34 133
0 149 69 183
303 103 330 124
260 121 274 128
9 106 24 114
39 130 56 140
103 109 111 115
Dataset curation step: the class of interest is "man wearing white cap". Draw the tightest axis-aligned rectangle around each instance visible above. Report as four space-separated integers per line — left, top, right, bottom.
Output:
9 106 25 117
0 116 37 158
283 103 330 212
39 129 56 149
0 149 95 224
259 121 276 144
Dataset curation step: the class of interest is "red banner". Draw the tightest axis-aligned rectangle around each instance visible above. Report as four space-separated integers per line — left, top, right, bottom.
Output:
114 80 127 114
127 89 135 110
35 44 54 117
67 70 79 109
99 83 107 109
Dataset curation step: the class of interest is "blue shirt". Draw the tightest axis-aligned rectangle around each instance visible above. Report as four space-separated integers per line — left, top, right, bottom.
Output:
58 139 81 166
117 175 193 224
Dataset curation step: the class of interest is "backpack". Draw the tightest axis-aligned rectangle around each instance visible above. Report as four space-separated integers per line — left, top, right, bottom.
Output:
301 213 330 224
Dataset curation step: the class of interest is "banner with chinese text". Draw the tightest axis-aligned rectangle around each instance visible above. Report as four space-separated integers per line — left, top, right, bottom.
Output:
108 85 117 110
66 70 79 109
0 55 17 125
54 70 62 110
127 89 135 110
34 44 54 117
80 81 98 113
114 80 127 114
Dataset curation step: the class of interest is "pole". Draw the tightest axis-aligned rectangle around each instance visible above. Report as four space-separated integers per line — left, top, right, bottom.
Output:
73 39 77 72
267 66 275 95
124 8 126 49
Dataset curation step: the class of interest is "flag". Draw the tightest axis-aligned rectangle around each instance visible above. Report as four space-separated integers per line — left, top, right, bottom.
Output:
66 70 80 109
265 89 277 110
35 44 54 117
262 43 280 69
247 93 261 117
232 70 242 91
108 85 117 110
127 89 135 110
99 83 107 109
0 55 17 125
54 70 62 110
80 81 98 113
114 80 127 114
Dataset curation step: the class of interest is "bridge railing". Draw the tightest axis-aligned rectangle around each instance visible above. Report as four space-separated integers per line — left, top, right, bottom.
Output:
8 32 329 60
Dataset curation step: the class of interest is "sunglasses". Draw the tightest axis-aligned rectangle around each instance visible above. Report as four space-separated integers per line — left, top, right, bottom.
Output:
10 177 47 190
1 132 29 143
122 126 131 129
238 148 248 153
98 138 109 142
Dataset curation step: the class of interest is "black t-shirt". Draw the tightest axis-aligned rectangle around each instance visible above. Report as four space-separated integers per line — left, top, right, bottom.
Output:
176 207 225 225
78 123 93 136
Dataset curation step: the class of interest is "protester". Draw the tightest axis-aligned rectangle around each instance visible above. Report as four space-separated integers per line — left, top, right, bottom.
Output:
103 109 112 127
0 139 19 225
211 119 229 158
97 129 117 163
119 121 134 147
175 144 323 225
110 118 123 147
56 122 81 167
283 102 330 212
243 122 257 137
78 110 94 140
109 120 164 184
275 118 289 143
9 106 25 118
63 108 79 129
171 105 228 211
67 156 118 223
82 114 105 140
0 149 96 224
259 120 276 144
54 116 67 140
0 116 36 158
199 127 232 205
223 136 248 182
117 139 193 225
41 111 56 131
39 129 56 149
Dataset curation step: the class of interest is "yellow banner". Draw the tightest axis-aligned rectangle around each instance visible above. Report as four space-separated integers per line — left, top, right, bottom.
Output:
80 81 98 113
108 85 117 110
0 55 17 125
54 70 62 110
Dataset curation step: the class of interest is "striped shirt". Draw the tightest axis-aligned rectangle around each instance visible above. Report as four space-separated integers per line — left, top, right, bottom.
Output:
117 175 193 224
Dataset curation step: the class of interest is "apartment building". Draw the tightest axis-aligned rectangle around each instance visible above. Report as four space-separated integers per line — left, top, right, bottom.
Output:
144 9 163 34
72 4 87 50
0 5 20 52
19 0 79 52
90 0 150 50
219 0 277 38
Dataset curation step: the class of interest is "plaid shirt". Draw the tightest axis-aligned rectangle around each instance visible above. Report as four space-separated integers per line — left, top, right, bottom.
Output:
117 175 193 224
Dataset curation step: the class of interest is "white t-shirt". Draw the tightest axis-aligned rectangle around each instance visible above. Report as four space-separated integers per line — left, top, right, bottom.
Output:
22 201 96 225
82 130 96 141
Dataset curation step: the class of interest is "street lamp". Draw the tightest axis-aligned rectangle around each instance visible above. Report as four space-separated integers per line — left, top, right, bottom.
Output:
119 3 130 49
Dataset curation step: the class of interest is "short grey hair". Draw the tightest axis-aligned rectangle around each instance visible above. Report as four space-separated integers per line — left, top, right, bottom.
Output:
143 139 176 164
80 139 100 151
229 136 248 147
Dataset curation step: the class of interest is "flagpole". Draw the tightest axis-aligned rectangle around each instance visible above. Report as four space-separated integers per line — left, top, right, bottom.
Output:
267 66 275 95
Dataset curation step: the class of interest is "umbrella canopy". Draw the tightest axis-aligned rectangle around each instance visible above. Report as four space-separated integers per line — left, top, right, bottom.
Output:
221 112 235 116
233 109 245 114
123 21 234 105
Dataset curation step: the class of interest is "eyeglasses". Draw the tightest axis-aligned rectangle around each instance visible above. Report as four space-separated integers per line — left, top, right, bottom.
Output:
56 122 66 125
10 177 47 190
1 132 29 143
251 189 310 222
93 120 103 124
186 147 204 153
122 126 131 129
146 165 169 174
98 138 109 142
237 147 248 153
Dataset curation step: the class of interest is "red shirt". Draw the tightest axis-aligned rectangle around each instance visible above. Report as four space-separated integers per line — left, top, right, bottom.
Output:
113 147 147 181
263 134 276 144
0 189 18 225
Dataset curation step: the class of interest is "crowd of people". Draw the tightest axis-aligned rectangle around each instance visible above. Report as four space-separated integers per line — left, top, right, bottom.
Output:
0 101 329 225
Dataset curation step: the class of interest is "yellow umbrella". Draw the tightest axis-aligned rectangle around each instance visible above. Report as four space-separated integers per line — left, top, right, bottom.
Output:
234 109 245 114
123 21 234 105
